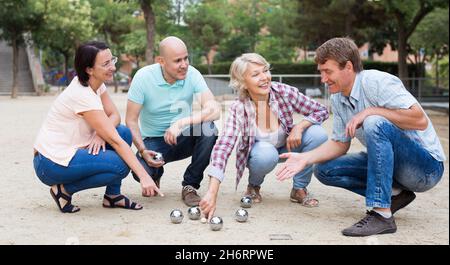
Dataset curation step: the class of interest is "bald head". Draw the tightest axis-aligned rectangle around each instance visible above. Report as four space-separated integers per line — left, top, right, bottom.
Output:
157 36 190 84
159 36 187 57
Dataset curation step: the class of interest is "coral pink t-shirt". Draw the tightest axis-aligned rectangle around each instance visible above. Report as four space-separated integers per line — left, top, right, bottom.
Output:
34 76 106 166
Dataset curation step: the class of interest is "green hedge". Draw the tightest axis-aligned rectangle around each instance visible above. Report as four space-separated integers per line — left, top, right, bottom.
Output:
194 61 424 77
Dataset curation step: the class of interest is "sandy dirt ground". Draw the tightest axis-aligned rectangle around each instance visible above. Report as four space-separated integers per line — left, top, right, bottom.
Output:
0 90 448 245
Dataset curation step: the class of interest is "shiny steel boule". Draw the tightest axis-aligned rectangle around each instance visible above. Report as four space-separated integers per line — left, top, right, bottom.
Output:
234 208 248 222
187 206 201 220
170 209 183 224
153 152 163 162
240 196 252 208
209 216 223 231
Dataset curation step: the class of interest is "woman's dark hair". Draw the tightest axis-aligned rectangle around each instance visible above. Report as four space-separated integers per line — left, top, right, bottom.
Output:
74 41 109 86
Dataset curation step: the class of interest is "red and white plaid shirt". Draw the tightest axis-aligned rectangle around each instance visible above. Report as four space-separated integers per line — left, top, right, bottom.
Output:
208 82 329 189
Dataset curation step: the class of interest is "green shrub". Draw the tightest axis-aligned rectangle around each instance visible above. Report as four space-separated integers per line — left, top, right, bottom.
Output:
194 61 423 77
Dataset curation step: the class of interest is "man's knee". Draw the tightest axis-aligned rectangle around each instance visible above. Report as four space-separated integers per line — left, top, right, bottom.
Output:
187 121 217 137
202 121 219 138
116 125 132 145
313 163 333 185
362 115 390 136
198 122 219 147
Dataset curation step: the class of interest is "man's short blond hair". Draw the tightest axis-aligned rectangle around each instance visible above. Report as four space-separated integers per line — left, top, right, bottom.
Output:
229 53 270 100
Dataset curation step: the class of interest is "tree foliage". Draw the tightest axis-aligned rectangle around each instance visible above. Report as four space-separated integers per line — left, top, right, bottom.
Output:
2 0 448 84
184 0 231 72
410 7 449 61
33 0 94 85
368 0 449 79
410 7 449 84
0 0 43 98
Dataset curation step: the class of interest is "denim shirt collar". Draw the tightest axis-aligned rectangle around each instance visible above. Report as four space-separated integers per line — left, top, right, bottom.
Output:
340 72 362 108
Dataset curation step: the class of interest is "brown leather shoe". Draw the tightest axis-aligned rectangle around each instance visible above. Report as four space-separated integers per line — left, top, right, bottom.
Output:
290 188 319 207
244 185 262 203
181 185 201 207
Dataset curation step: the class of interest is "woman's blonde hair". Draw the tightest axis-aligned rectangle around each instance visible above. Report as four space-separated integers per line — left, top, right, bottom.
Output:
229 53 270 100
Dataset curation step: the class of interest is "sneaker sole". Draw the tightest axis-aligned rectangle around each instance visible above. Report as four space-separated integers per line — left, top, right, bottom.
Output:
342 227 397 237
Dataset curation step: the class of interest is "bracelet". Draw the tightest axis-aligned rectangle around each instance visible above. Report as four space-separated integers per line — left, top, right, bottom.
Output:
139 149 146 157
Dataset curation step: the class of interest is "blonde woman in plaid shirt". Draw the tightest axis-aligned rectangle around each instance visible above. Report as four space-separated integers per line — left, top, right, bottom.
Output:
199 53 329 220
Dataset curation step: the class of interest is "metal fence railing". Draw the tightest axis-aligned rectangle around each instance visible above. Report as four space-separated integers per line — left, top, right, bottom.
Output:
400 77 449 102
204 74 449 111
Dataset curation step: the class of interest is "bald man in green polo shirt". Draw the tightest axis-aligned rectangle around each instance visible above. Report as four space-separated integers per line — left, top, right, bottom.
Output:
126 36 220 206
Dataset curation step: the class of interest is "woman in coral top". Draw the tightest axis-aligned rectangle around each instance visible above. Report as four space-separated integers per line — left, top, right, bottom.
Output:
33 41 162 213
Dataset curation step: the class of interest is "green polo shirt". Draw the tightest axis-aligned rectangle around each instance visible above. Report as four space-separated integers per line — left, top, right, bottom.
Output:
128 64 209 137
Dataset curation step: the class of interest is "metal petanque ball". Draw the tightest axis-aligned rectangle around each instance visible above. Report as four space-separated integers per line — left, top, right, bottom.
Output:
209 216 223 231
170 209 183 224
153 152 164 162
187 206 201 220
234 208 248 222
240 196 252 208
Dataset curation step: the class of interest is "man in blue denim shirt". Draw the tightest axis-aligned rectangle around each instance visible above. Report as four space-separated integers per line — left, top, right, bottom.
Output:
276 37 445 237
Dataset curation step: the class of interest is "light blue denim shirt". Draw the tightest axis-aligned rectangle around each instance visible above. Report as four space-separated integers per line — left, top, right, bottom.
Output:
330 69 446 162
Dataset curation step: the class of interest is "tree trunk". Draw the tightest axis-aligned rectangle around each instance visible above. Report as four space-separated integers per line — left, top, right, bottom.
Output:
344 11 353 36
367 43 373 60
207 61 212 75
206 46 218 74
113 73 118 93
141 0 155 65
393 2 435 82
64 53 70 86
303 46 308 61
11 38 19 99
435 55 440 88
397 25 409 81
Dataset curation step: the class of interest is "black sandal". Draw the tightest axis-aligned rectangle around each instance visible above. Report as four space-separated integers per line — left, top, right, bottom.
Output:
102 194 143 210
50 184 80 213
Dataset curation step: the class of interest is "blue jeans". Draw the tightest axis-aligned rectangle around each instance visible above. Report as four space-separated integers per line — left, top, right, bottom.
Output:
33 125 132 195
247 125 328 189
314 115 444 208
133 122 218 189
